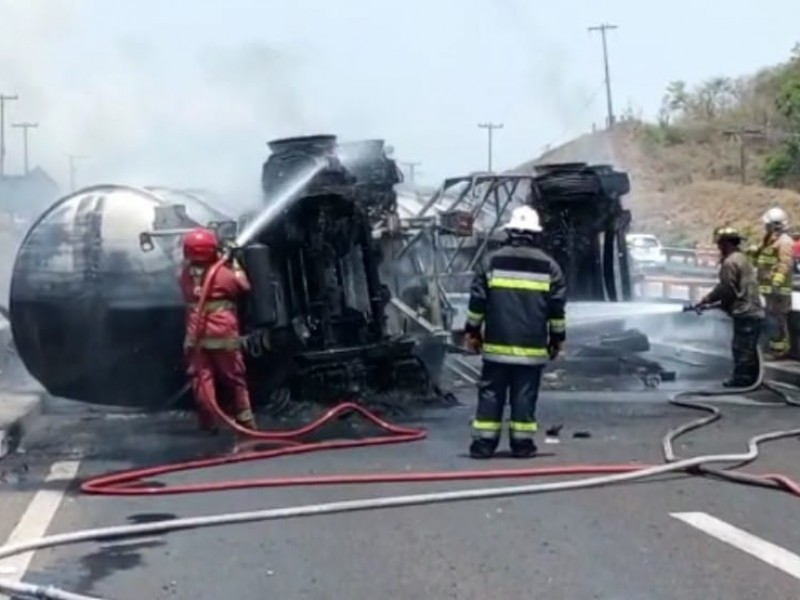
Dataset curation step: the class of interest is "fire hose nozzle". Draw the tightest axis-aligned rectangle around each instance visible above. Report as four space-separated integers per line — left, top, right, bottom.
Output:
221 242 240 264
683 302 720 314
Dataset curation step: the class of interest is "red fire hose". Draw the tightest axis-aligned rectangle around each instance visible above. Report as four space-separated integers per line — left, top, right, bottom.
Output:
79 392 800 496
79 257 800 498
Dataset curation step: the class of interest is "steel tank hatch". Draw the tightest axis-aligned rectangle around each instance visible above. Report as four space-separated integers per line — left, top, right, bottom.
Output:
9 184 231 407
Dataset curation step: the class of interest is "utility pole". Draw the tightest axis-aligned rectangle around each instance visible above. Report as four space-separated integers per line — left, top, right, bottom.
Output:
400 161 421 184
68 154 89 191
12 122 38 174
0 94 19 176
477 122 503 172
722 127 765 184
588 23 618 129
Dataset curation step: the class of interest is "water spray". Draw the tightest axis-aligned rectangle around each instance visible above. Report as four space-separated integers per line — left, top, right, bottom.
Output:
235 159 325 247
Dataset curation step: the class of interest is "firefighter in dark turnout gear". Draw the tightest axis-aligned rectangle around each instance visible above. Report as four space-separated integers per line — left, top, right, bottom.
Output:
699 227 765 387
464 206 567 459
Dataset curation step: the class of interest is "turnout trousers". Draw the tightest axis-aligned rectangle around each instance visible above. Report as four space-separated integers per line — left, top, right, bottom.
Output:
187 348 255 430
764 295 791 358
730 316 763 387
471 361 543 457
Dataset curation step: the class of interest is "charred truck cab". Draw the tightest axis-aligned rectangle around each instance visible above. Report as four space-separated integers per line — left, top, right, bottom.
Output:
530 162 633 302
239 135 430 404
381 163 634 338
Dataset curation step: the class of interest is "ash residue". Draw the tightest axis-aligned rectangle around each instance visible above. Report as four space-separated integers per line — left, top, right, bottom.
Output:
258 385 461 428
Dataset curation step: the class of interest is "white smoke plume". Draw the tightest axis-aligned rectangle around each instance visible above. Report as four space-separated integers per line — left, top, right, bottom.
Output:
0 0 319 211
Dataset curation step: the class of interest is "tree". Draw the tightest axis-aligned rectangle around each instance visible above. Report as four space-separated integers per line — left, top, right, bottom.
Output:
762 66 800 187
694 77 735 119
763 141 800 186
775 77 800 126
664 80 689 114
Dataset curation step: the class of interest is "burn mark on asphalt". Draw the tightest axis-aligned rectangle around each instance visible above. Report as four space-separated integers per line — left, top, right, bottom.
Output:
127 512 178 524
76 538 166 594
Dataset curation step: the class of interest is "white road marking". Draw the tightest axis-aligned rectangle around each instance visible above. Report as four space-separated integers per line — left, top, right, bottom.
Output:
0 461 80 587
672 511 800 581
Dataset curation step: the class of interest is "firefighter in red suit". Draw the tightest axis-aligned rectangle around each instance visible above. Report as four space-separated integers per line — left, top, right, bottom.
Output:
178 227 257 431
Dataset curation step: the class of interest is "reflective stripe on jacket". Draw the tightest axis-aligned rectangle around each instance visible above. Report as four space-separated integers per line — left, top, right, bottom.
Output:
465 242 567 365
179 262 250 350
756 232 793 297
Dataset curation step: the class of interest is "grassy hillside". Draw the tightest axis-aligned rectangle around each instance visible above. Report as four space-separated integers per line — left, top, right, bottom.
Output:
518 45 800 247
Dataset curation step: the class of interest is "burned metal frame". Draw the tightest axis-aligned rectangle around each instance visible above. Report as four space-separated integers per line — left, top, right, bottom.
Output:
387 174 534 330
385 163 635 337
395 174 530 267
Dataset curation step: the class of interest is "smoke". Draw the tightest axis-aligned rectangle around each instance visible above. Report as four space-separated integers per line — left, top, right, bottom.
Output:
0 1 319 212
492 0 601 157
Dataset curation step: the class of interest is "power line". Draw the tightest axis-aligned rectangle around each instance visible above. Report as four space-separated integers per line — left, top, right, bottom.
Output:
722 127 765 185
477 122 504 172
540 81 607 154
588 23 618 129
11 122 38 174
0 94 19 177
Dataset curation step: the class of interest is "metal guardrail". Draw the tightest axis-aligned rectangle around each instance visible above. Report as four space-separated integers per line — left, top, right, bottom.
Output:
635 275 715 303
648 262 716 278
639 255 800 291
636 272 800 307
660 246 718 267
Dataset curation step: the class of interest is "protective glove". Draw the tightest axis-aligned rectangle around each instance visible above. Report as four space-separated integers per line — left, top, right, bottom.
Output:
464 331 483 354
548 339 564 361
220 242 237 265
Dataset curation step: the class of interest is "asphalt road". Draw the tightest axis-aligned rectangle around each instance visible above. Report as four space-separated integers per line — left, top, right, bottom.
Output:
2 374 800 599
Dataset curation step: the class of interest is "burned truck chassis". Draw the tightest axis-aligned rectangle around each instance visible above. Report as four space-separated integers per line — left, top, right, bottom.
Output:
384 163 634 326
232 136 437 407
381 163 675 389
135 142 669 408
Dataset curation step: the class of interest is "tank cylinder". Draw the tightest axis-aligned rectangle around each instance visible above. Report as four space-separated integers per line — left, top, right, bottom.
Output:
241 243 279 327
8 184 231 408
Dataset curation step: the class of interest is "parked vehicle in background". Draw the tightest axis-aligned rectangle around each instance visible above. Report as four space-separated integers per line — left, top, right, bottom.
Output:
626 233 667 269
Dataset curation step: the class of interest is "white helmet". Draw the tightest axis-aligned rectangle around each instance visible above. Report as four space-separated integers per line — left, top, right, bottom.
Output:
762 207 789 228
503 205 542 233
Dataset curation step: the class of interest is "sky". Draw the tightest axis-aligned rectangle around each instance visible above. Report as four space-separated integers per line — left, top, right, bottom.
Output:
1 0 799 205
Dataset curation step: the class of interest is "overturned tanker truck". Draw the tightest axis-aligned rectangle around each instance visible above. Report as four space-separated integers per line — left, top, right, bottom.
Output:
8 135 434 409
7 135 635 410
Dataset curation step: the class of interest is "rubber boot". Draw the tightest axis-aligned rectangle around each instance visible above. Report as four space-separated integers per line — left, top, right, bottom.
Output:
510 439 537 459
198 421 220 435
235 409 257 431
723 376 757 389
469 438 497 459
196 406 219 434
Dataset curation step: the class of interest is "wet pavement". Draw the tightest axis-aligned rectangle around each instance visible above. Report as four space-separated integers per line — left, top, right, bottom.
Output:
1 358 800 599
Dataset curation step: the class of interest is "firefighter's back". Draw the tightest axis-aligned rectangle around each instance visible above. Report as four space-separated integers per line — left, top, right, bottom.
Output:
482 243 561 366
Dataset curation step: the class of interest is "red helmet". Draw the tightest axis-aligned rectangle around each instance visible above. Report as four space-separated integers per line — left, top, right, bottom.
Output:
182 228 219 263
